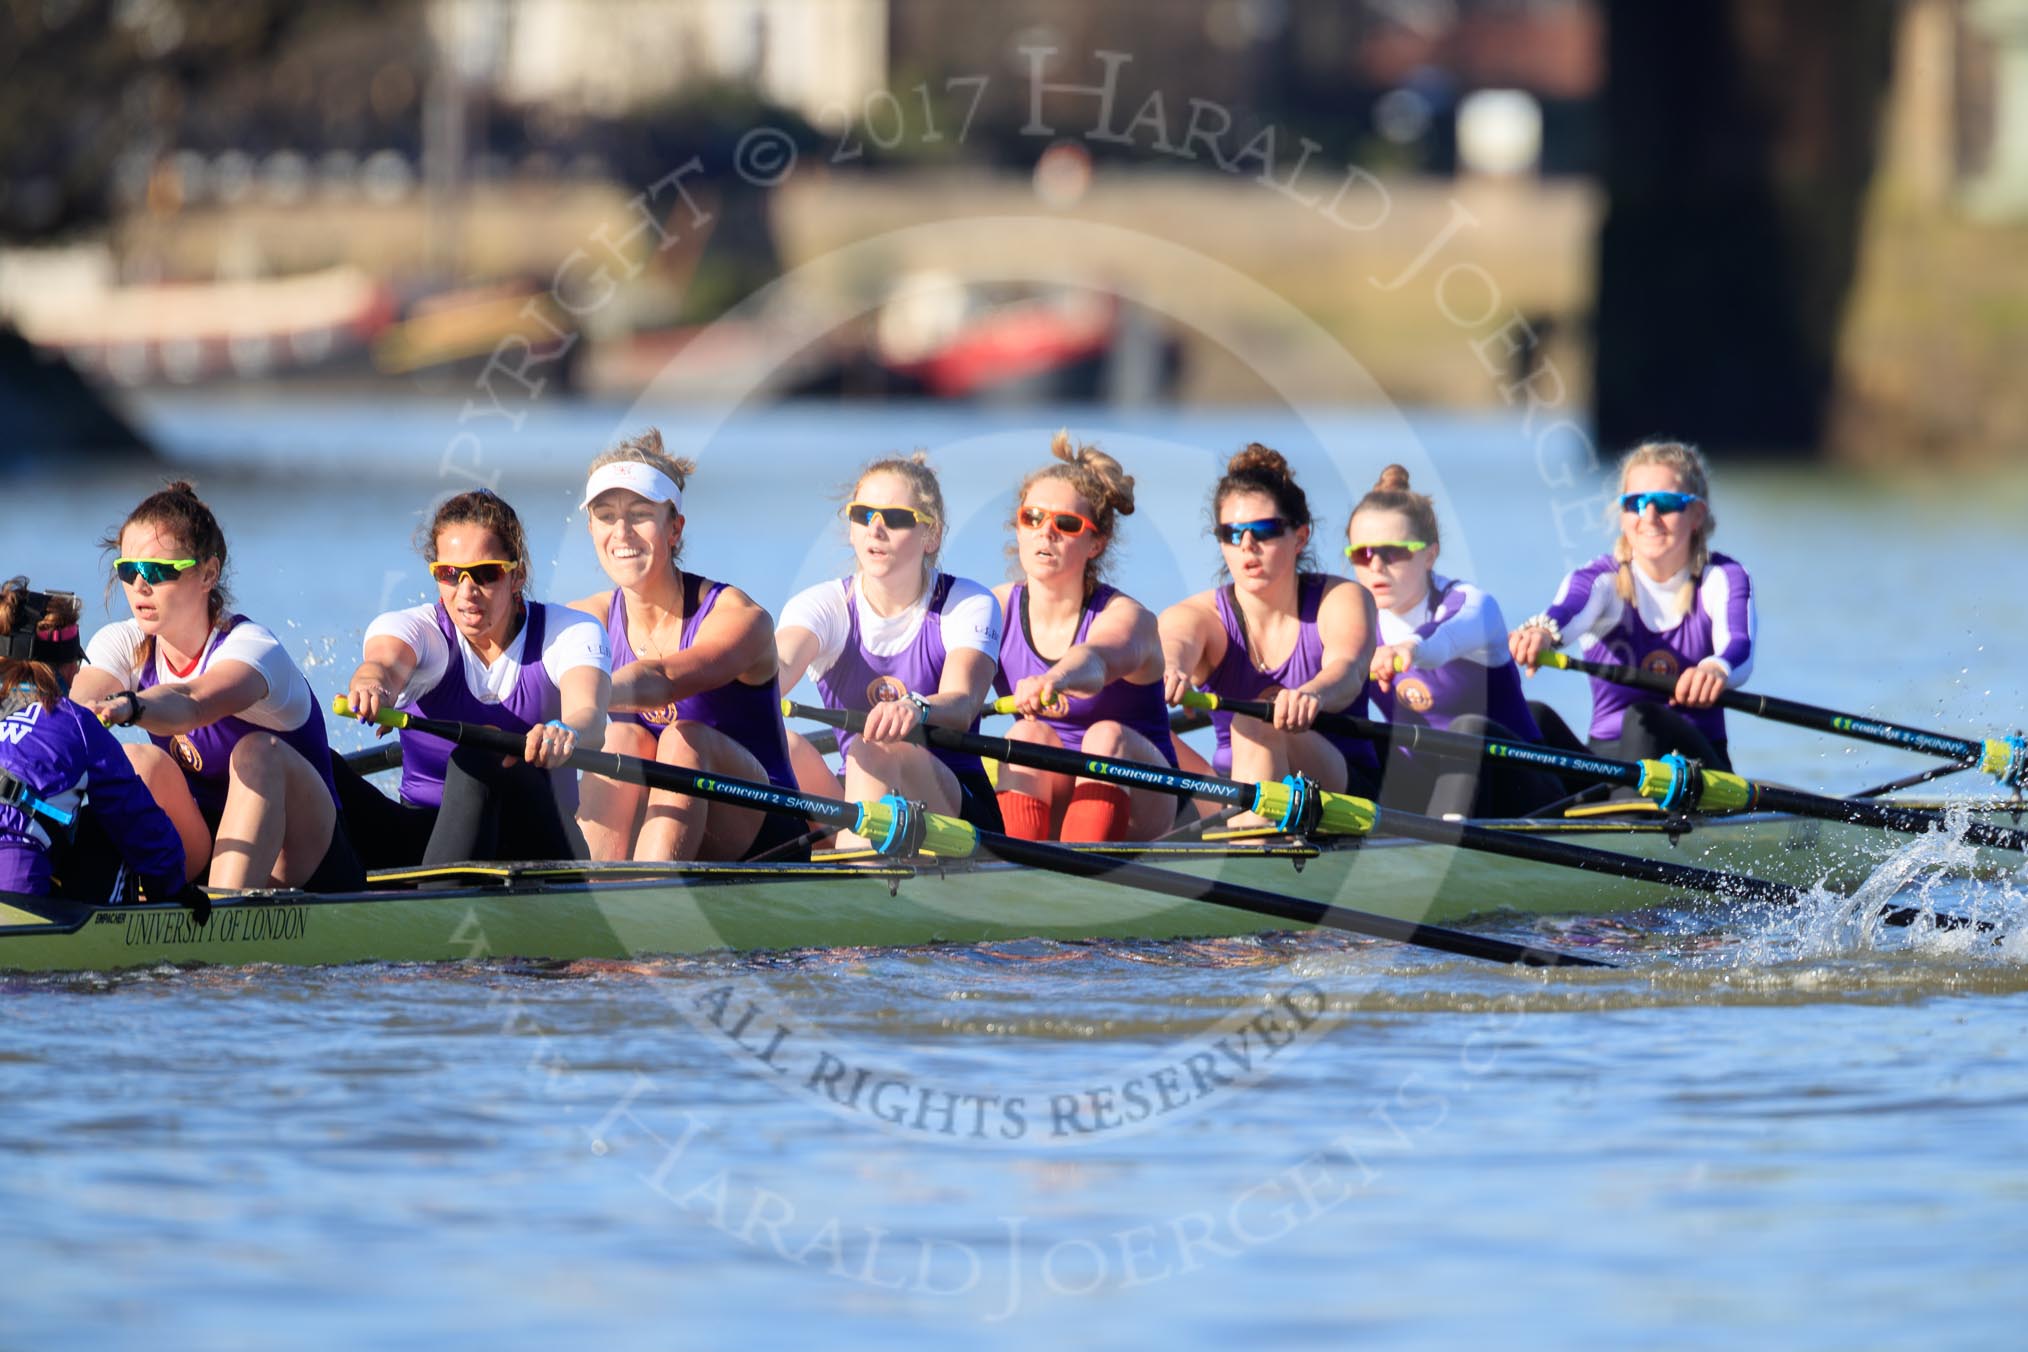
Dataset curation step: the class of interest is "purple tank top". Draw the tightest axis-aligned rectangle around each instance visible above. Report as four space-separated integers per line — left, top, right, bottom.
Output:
136 616 340 818
994 583 1177 766
812 574 988 781
1368 581 1542 739
603 578 799 791
1199 574 1380 779
398 601 573 811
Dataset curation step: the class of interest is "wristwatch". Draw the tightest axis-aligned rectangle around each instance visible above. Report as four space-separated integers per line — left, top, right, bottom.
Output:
114 690 144 728
904 691 932 722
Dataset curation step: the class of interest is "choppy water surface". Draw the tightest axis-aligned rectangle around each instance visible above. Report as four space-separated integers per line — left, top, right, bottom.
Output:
5 399 2027 1347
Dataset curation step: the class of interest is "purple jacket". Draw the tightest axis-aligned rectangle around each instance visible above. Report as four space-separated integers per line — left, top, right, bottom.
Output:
0 695 185 898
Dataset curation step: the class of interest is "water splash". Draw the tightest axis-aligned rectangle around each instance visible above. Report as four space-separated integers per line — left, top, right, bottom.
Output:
1705 802 2028 969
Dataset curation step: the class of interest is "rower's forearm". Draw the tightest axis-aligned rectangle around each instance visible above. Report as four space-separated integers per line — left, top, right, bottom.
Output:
922 693 985 729
349 659 401 699
1045 647 1109 697
561 703 607 745
1160 636 1202 680
133 687 204 735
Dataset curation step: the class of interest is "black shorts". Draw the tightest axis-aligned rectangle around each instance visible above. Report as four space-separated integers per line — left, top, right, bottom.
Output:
196 788 365 893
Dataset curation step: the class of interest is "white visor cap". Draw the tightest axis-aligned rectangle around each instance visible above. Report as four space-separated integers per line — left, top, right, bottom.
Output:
580 460 683 513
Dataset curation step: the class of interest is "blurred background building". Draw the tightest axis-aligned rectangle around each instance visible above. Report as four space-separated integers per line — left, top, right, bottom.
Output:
1 0 2024 461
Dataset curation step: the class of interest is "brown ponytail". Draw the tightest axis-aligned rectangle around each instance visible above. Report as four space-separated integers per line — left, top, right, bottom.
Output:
419 489 533 604
0 578 73 717
1010 429 1137 594
1347 463 1440 547
1210 443 1316 572
100 479 231 625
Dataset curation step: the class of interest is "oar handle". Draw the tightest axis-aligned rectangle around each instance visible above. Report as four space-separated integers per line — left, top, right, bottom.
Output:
332 697 977 857
335 697 411 732
988 693 1070 716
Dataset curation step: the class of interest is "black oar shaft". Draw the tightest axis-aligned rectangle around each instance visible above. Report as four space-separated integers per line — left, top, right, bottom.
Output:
1206 694 1641 787
1206 693 2028 853
792 703 1788 902
786 702 1989 934
346 701 1606 967
1547 652 2001 768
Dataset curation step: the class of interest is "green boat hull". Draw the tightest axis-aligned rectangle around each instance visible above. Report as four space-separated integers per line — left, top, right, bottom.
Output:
2 807 2018 973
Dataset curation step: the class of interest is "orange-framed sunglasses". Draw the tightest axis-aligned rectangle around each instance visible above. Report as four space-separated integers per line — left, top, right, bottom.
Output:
1017 505 1099 537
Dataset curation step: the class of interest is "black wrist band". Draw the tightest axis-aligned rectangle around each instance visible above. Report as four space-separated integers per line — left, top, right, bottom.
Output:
117 690 143 727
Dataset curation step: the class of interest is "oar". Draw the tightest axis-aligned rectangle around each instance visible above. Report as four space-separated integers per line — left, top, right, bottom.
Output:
788 701 1990 934
343 743 402 775
1189 690 2028 855
332 697 1606 969
1538 650 2028 788
988 693 1212 735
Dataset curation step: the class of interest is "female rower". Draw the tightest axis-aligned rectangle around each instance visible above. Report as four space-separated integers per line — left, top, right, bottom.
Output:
342 489 611 867
0 578 194 905
72 482 363 892
1158 445 1380 817
1346 465 1564 818
1509 439 1754 771
992 432 1177 842
776 453 1004 845
568 430 805 862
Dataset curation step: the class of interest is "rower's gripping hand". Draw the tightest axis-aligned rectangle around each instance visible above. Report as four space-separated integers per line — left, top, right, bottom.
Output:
999 676 1069 719
1508 628 1549 672
332 695 405 733
1673 662 1729 709
340 682 395 736
1369 643 1415 692
523 720 577 769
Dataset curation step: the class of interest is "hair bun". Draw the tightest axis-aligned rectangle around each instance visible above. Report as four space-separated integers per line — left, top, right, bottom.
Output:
1226 443 1291 480
1373 464 1411 493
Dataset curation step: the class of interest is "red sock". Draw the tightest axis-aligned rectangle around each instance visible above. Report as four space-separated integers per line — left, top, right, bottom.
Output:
1060 782 1131 842
997 790 1052 841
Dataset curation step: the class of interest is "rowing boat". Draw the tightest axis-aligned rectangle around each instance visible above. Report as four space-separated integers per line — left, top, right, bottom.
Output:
4 799 2018 973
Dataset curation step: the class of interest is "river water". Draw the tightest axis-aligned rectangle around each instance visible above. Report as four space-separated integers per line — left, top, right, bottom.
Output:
4 397 2026 1347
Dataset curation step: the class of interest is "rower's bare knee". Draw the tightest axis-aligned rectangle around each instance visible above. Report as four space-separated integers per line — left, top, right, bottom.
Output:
656 720 710 768
1005 719 1063 748
1080 720 1129 758
845 738 906 778
228 731 285 782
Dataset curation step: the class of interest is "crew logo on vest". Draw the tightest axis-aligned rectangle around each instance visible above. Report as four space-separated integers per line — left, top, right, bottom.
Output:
866 675 908 706
1396 677 1435 713
170 734 204 774
1641 650 1681 680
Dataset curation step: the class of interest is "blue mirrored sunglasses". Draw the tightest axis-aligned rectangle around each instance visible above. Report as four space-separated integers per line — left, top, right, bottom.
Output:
1214 517 1291 546
1619 491 1701 516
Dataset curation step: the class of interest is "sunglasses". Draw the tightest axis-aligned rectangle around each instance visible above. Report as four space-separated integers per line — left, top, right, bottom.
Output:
845 502 934 531
1344 540 1430 568
1017 505 1099 537
1214 517 1291 546
113 558 198 585
1619 491 1701 516
428 560 517 587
